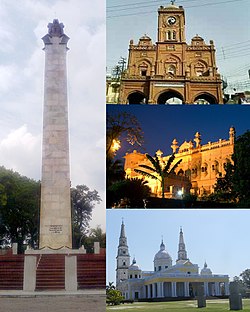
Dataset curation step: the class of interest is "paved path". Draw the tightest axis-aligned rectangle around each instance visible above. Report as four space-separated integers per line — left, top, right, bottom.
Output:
0 291 105 312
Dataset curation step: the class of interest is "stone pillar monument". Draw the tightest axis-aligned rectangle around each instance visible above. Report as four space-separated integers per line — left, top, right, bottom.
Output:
39 19 72 249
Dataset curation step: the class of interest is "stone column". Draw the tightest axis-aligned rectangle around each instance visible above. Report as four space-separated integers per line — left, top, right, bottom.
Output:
152 283 156 298
204 282 209 296
184 282 190 297
157 282 161 298
65 255 77 291
171 282 177 297
39 19 72 249
229 282 243 310
23 256 37 291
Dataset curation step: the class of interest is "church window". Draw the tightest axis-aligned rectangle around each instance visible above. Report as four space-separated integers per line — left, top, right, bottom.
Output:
158 266 161 271
123 261 126 266
141 69 147 76
173 31 176 40
165 266 168 269
123 251 126 254
130 274 132 279
154 267 156 271
135 274 138 278
187 272 191 275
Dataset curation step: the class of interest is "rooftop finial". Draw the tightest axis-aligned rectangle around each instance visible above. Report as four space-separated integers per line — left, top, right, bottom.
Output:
171 0 176 5
48 19 64 37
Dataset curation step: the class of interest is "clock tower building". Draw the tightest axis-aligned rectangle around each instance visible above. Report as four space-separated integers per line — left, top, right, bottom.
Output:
119 1 223 104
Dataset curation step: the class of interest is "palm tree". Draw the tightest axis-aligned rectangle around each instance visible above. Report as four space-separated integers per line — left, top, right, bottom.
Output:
134 153 182 199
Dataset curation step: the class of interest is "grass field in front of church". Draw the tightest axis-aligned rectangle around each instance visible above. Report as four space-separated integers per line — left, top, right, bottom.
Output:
106 299 250 311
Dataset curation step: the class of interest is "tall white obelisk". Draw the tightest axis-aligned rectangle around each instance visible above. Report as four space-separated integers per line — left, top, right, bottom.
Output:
39 20 72 249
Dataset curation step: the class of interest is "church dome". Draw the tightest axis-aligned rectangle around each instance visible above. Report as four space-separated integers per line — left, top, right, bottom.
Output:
200 262 212 275
154 240 172 261
129 258 141 271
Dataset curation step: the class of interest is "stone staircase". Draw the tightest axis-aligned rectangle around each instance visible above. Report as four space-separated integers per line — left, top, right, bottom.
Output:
36 254 65 290
0 251 24 290
77 250 106 289
0 248 106 290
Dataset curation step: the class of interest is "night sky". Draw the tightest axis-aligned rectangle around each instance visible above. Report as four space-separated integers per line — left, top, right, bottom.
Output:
107 105 250 159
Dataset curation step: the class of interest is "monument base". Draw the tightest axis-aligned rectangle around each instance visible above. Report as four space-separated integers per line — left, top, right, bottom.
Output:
25 246 86 255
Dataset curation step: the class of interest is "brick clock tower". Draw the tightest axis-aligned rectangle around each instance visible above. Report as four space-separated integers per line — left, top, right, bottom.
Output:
119 1 223 104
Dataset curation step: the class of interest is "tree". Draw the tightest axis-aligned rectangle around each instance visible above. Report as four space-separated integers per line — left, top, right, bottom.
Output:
80 226 106 252
240 269 250 289
208 131 250 206
233 276 247 297
107 158 125 188
0 167 102 252
210 161 235 203
134 153 182 199
107 178 151 208
106 112 143 159
71 185 101 248
0 166 40 252
231 130 250 206
106 282 124 306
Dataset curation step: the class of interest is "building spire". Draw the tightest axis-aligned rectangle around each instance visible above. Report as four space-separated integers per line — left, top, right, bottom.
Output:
119 219 128 247
177 226 188 262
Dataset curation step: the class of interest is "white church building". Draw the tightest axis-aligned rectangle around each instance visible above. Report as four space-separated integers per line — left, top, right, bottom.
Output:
116 221 229 300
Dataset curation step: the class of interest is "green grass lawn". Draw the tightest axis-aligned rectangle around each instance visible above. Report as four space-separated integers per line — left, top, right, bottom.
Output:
106 299 250 311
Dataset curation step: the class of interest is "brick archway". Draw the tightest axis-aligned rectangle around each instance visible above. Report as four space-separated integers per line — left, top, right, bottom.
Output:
157 90 184 104
127 91 147 104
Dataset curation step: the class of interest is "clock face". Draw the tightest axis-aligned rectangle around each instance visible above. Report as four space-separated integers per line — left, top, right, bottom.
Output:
167 16 176 25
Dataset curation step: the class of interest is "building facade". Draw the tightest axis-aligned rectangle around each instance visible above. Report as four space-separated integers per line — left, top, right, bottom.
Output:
124 127 235 198
119 1 223 104
116 221 230 300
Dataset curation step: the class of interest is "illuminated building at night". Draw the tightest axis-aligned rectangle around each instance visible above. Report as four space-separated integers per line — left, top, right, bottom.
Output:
124 127 235 198
116 221 229 300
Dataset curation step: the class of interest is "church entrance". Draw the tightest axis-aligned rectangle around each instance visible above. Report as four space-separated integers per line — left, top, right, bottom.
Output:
193 93 217 104
157 90 184 104
127 91 147 104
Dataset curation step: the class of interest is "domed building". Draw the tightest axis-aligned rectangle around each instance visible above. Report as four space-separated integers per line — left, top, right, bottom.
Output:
118 1 223 104
116 221 229 300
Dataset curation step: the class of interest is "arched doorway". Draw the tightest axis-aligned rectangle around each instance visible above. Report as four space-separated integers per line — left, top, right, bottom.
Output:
157 90 184 104
127 92 147 104
193 93 217 104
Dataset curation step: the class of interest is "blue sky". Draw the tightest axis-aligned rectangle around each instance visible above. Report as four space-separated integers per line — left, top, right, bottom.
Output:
107 209 250 284
0 0 105 229
107 0 250 93
107 105 250 159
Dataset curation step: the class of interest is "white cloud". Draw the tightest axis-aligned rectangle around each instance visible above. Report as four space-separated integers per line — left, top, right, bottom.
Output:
0 125 41 178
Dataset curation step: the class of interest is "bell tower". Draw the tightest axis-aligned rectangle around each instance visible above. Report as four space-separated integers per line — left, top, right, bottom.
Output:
177 227 189 263
157 1 186 43
116 220 130 286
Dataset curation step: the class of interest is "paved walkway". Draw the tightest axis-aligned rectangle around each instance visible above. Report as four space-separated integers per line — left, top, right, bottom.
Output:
0 290 105 312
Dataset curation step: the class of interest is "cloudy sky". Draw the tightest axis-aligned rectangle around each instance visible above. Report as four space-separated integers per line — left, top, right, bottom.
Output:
107 0 250 93
107 209 250 284
0 0 105 229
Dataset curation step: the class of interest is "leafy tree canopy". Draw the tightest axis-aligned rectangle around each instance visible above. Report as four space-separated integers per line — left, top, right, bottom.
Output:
0 166 102 252
106 112 143 159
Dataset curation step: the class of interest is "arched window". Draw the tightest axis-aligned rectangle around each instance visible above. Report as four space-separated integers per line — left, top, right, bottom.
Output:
173 30 176 40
